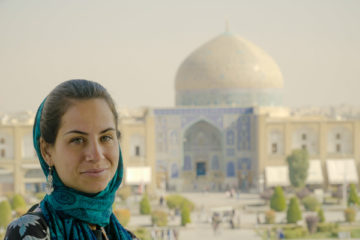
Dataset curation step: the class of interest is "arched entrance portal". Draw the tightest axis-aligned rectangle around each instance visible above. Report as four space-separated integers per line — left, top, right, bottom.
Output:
183 120 223 191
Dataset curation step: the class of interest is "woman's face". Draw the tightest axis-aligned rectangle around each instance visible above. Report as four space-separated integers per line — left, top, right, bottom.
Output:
45 98 119 194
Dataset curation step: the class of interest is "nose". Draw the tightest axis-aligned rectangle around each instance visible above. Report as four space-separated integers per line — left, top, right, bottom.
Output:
85 139 103 162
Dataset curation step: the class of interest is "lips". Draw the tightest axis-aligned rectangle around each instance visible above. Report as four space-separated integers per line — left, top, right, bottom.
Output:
80 168 108 176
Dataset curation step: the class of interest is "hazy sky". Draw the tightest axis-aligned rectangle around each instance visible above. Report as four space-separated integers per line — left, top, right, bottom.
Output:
0 0 359 113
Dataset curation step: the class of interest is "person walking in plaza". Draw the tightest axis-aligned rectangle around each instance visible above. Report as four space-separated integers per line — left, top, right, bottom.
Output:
5 79 137 239
211 212 221 235
277 228 285 240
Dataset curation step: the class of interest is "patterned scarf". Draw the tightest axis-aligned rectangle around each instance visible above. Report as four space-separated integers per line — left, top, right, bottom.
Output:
33 99 132 240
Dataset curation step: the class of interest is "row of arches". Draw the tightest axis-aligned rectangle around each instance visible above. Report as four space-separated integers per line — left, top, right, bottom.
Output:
268 126 354 155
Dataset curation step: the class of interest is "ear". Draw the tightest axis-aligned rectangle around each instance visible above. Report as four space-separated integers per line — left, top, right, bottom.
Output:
40 137 54 166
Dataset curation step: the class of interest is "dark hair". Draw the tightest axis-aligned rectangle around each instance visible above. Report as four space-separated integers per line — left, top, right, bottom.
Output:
40 79 119 144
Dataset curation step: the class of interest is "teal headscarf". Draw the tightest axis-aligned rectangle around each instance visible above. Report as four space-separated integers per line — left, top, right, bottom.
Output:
33 99 132 240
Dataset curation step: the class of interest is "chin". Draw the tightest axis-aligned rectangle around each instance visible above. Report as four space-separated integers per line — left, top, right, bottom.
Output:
84 185 108 194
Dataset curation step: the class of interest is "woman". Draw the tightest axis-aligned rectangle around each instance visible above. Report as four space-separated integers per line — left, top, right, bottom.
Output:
5 79 137 239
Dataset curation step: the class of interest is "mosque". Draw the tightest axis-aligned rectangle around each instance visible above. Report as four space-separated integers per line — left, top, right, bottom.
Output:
1 29 360 195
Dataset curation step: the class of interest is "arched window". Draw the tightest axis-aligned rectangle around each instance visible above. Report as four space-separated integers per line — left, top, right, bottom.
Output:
327 126 353 154
291 127 318 155
0 130 14 159
226 162 235 177
268 129 284 155
130 135 145 157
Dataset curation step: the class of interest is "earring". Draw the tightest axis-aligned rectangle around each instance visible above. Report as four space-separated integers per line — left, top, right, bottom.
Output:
46 166 54 194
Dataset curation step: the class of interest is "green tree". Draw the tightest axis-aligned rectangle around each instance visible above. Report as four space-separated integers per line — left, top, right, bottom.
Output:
347 183 359 206
317 208 325 223
287 149 309 188
166 194 195 212
139 194 151 215
151 210 168 226
344 207 356 223
270 186 286 212
0 200 12 228
302 195 320 211
132 228 151 240
12 194 27 211
287 197 302 224
181 205 191 226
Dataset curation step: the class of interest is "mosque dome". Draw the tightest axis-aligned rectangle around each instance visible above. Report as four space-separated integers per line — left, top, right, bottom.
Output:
175 30 284 107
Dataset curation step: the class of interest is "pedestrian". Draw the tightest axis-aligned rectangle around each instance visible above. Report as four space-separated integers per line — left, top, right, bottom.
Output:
173 228 179 240
211 212 221 235
5 79 137 239
159 195 164 206
277 228 284 240
256 211 261 225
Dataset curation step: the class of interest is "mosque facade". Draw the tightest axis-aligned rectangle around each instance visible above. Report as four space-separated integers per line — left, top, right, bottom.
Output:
1 30 360 195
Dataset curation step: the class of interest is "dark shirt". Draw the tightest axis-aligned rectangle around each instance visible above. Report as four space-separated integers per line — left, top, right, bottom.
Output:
5 204 138 240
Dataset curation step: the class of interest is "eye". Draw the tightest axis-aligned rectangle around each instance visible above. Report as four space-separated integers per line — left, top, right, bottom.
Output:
100 135 113 142
70 137 85 144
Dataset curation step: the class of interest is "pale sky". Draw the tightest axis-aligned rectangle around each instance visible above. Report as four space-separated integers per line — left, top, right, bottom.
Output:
0 0 359 113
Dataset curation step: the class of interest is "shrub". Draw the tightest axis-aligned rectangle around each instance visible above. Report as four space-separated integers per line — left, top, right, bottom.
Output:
317 208 325 223
132 227 151 240
113 208 131 226
0 200 12 228
139 194 151 215
287 197 302 224
12 193 27 211
270 186 286 212
317 222 338 233
344 207 356 223
265 209 276 224
151 210 168 226
305 215 318 234
348 184 359 206
166 194 195 212
117 185 132 202
181 205 191 226
283 226 307 239
302 195 320 211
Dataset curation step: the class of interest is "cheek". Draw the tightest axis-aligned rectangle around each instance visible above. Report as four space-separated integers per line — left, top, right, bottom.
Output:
112 150 120 165
53 147 79 172
110 148 120 167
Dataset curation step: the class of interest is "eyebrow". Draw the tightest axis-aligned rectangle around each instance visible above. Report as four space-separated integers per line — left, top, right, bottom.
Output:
64 128 116 136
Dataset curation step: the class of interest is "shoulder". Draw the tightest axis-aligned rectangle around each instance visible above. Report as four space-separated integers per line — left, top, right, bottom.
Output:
5 204 50 240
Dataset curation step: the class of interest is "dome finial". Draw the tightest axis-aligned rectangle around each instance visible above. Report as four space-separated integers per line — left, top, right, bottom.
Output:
225 19 230 33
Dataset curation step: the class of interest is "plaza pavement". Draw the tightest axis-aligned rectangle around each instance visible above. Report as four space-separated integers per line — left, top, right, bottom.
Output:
128 192 264 239
127 192 360 240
